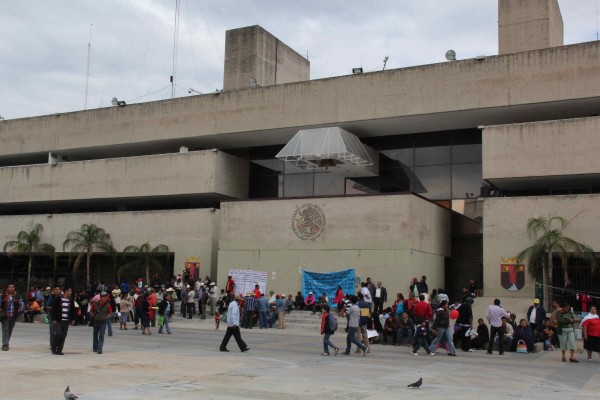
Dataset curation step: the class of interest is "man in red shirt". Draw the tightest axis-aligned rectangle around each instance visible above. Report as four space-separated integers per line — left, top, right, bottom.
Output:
225 276 235 294
253 284 261 299
412 294 432 324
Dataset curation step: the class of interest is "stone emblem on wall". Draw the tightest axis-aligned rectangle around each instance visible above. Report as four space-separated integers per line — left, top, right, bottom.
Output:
292 203 326 240
500 257 525 291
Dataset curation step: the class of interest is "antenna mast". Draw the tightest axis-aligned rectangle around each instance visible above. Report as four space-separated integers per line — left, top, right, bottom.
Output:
84 24 93 109
171 0 181 99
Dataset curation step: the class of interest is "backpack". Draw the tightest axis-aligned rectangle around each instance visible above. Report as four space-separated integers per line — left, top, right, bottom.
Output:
328 313 338 333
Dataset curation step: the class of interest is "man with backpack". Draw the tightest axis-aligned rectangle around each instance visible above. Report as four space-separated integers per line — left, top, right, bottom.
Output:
320 305 339 356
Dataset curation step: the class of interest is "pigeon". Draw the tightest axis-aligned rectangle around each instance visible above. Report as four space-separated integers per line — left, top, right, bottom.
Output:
407 378 423 389
64 386 78 399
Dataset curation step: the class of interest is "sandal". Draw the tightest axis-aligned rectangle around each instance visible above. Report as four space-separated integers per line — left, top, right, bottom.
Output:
569 358 578 363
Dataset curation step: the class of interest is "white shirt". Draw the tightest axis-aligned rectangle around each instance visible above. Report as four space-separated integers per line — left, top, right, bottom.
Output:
375 288 381 298
227 300 240 327
529 307 537 324
210 286 219 299
361 287 372 303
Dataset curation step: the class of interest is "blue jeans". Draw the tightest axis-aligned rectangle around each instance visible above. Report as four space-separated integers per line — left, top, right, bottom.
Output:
258 310 268 328
397 328 413 345
412 336 431 354
429 327 456 354
158 316 171 334
345 326 366 353
93 321 107 352
107 313 113 336
323 333 337 353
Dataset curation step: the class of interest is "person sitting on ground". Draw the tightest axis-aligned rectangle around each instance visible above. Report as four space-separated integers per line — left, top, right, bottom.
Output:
397 312 414 346
333 286 345 314
294 291 305 311
312 293 328 314
305 292 316 312
537 318 558 351
382 311 399 345
495 317 513 348
469 318 490 350
23 299 41 323
285 294 294 313
511 319 535 353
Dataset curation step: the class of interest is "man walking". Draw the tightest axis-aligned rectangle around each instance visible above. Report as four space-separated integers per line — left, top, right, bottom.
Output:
486 298 511 355
90 292 112 354
220 295 249 353
342 295 368 356
1 283 21 351
373 281 387 314
51 287 76 355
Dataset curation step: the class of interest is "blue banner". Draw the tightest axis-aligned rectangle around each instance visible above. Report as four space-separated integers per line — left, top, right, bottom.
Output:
301 268 355 306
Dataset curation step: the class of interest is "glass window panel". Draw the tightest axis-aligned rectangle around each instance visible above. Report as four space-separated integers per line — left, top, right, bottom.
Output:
381 148 413 167
452 163 482 198
414 165 451 200
415 146 451 166
283 173 313 197
452 144 482 163
314 172 345 196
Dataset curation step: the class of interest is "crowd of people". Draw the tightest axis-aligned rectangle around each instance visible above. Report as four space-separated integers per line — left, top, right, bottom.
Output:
2 273 599 363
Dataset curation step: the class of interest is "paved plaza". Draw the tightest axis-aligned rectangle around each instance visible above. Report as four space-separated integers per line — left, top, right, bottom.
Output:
1 318 599 400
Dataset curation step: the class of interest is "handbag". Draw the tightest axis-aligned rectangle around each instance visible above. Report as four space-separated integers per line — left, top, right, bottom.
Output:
157 315 165 327
465 328 478 338
516 340 528 353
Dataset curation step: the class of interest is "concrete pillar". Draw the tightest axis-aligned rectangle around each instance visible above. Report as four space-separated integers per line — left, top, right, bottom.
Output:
498 0 563 55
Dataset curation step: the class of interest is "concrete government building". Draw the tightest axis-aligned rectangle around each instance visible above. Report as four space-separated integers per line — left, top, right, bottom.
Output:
1 0 599 303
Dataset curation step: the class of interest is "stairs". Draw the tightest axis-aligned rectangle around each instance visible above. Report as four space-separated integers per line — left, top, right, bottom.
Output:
282 310 325 332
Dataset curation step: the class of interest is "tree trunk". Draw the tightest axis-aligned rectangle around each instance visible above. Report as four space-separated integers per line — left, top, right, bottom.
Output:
544 250 553 310
86 250 92 288
561 256 571 288
26 254 33 293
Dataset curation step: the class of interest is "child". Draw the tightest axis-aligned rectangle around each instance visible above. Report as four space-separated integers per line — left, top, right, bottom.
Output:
215 311 221 330
413 321 432 356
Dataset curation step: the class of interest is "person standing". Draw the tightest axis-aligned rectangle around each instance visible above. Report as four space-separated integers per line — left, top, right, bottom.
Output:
429 300 457 356
50 287 76 355
219 295 249 353
373 281 387 314
342 295 368 356
119 294 132 330
199 285 208 320
243 292 258 328
581 306 600 361
257 293 269 329
485 298 511 355
1 283 21 351
360 283 372 309
225 276 235 295
527 298 546 334
209 283 218 316
320 305 339 356
90 292 112 354
453 297 474 352
186 286 195 319
45 287 62 351
554 301 578 362
276 294 286 329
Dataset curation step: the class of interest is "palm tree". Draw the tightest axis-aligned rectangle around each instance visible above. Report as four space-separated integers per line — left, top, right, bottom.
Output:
515 213 596 309
119 242 170 285
63 224 114 287
3 223 55 291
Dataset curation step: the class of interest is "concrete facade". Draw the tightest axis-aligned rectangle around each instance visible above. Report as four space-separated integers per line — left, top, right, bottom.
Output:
3 41 600 162
0 208 220 279
0 150 249 205
483 195 600 299
217 194 450 295
483 116 600 187
224 25 310 91
499 0 563 54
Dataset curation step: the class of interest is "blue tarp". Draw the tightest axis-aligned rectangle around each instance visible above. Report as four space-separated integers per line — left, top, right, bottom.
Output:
301 268 355 306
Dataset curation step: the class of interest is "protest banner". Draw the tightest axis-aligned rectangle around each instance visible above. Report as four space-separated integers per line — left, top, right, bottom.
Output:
301 268 355 306
228 268 268 295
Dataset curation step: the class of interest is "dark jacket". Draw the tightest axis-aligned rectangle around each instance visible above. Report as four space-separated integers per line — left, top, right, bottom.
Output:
0 293 21 319
158 299 169 316
456 303 473 325
399 316 414 330
433 308 450 328
50 295 76 323
526 304 547 327
374 286 387 303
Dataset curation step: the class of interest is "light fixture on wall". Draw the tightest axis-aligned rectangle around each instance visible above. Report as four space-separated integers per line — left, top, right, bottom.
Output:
111 97 126 107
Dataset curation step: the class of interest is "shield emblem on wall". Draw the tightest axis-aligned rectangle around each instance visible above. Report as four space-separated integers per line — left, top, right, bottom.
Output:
500 264 525 291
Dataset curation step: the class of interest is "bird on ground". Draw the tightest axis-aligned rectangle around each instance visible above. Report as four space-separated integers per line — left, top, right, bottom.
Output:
407 378 423 389
64 386 78 399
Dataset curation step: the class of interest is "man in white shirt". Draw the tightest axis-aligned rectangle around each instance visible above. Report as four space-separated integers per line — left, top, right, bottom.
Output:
186 287 196 319
485 298 511 355
219 295 249 353
360 283 372 309
209 283 219 316
373 281 387 314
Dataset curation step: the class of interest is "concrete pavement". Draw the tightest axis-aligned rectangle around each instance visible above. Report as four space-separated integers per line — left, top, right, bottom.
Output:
1 317 599 400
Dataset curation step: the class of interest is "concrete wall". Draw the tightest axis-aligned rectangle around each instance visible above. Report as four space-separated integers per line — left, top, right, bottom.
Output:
0 150 249 204
483 195 600 298
217 194 451 296
0 209 220 280
223 26 309 91
483 116 600 180
3 41 600 158
499 0 563 54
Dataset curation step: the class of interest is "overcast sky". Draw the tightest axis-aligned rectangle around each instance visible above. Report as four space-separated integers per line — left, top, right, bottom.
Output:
0 0 596 120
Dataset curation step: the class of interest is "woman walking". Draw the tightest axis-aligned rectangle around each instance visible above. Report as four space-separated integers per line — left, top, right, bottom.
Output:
582 305 600 361
140 292 152 335
320 305 339 356
158 293 173 334
554 301 578 362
